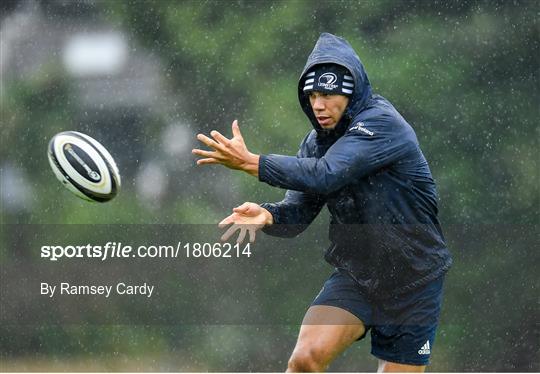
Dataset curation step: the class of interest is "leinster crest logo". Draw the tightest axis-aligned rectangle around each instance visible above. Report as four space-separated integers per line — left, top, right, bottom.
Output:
317 72 338 90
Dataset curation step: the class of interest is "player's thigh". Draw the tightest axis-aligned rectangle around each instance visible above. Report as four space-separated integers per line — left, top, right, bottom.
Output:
293 305 366 360
372 276 446 368
378 359 426 372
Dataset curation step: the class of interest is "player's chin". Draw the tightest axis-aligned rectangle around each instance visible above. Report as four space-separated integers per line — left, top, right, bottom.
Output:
320 123 338 130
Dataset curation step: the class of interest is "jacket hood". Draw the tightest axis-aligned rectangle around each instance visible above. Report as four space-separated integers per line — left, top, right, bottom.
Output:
298 33 372 135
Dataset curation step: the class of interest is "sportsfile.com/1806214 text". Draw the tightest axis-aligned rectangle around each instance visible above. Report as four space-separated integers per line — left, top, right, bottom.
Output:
40 242 252 261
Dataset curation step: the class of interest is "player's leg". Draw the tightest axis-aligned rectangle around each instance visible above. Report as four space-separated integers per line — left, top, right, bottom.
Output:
286 305 366 372
378 359 426 372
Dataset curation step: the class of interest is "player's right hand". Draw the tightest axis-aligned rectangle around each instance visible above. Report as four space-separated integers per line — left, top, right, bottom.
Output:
218 202 273 244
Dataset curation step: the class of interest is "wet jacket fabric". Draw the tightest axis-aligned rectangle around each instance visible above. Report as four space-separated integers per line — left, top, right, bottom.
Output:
259 33 452 299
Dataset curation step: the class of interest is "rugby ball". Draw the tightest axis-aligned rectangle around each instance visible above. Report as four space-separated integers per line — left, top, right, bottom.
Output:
47 131 121 202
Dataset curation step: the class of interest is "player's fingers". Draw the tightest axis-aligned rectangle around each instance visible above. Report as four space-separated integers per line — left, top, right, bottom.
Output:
234 202 251 212
218 214 235 228
210 130 231 146
221 224 241 242
236 226 247 244
192 149 217 158
248 227 257 243
196 158 220 165
196 133 223 150
233 207 252 216
231 119 242 139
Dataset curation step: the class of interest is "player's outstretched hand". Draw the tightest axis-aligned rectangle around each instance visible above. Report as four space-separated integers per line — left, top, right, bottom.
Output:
192 120 260 177
219 202 273 244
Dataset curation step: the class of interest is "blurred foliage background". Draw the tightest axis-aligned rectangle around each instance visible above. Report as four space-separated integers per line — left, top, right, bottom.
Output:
1 0 538 371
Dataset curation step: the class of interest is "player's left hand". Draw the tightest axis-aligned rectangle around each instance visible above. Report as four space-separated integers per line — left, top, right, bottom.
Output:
218 202 273 243
192 120 260 176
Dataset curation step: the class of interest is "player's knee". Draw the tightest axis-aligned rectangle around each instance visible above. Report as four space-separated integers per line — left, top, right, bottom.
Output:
287 346 329 372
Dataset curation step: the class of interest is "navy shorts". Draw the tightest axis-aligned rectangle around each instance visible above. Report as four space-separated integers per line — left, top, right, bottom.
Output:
312 269 445 365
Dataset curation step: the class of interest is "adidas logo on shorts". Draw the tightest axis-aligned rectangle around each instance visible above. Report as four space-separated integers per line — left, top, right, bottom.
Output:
418 340 431 355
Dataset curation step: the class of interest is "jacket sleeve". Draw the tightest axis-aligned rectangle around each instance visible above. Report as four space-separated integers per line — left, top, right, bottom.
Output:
259 132 326 238
258 116 417 195
260 189 326 238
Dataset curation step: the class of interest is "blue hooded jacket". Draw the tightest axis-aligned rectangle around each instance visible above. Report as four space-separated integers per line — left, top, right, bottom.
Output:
259 33 452 298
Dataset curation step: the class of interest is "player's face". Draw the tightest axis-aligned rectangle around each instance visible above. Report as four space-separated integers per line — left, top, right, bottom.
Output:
309 91 349 130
